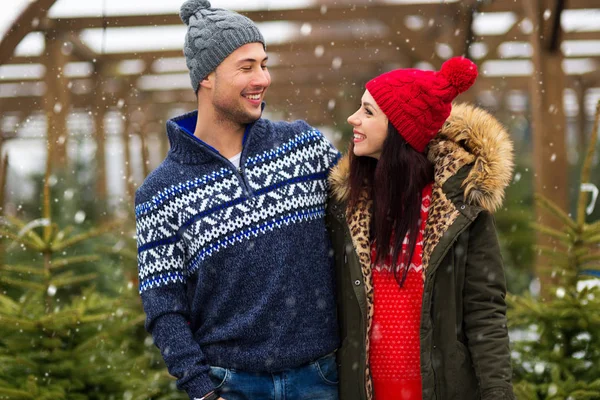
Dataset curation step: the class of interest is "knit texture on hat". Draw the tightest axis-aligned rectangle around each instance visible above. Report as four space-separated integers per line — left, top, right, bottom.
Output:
365 56 478 152
180 0 265 92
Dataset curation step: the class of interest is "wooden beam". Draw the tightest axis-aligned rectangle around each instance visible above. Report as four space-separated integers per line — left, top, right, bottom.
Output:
66 32 98 62
0 0 58 65
480 0 592 12
580 66 600 87
43 31 70 168
523 0 569 290
5 28 599 67
41 0 590 31
45 3 461 31
4 71 593 115
39 0 599 33
542 0 566 51
476 21 521 62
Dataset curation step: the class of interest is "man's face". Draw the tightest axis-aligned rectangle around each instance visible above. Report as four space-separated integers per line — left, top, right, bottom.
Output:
209 42 271 125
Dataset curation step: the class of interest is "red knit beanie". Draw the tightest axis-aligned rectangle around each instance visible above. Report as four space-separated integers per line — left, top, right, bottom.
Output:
365 56 478 152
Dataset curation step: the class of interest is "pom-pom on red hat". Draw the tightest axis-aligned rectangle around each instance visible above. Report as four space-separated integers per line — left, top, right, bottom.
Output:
365 56 478 152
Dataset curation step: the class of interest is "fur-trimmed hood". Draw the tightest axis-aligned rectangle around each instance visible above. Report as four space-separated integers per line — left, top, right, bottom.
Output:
329 103 514 213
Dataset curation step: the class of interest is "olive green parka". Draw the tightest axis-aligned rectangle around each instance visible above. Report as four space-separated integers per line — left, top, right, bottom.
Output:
327 103 516 400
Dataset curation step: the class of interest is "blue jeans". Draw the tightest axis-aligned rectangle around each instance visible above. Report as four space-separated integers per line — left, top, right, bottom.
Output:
208 352 339 400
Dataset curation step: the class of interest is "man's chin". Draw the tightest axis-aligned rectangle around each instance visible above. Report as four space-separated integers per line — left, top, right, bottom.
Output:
242 110 262 123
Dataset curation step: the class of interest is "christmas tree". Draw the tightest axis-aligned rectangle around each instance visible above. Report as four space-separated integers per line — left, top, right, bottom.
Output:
0 143 184 399
509 102 600 400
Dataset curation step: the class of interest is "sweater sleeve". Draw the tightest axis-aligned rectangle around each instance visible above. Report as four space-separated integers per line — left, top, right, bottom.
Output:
318 130 342 171
135 189 214 399
463 211 515 400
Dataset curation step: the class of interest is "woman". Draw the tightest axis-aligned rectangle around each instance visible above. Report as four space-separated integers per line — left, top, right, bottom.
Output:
327 57 516 400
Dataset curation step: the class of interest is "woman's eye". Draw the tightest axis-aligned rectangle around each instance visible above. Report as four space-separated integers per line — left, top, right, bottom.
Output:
365 108 373 116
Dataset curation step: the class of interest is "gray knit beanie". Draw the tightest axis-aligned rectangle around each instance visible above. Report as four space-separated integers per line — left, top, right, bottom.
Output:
180 0 266 92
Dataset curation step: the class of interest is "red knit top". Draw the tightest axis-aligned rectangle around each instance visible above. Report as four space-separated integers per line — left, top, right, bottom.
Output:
369 183 432 400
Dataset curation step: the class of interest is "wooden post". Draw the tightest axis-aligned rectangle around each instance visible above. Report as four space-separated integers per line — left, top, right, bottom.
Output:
523 0 569 291
121 113 136 202
0 137 7 213
139 113 151 179
575 78 588 158
0 151 6 266
44 31 70 169
92 67 108 202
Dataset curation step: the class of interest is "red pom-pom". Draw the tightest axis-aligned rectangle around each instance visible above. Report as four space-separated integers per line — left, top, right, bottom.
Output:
439 56 478 93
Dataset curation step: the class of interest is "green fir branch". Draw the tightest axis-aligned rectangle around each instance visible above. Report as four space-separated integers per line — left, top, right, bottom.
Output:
3 215 47 249
0 294 19 312
48 255 100 270
51 219 123 251
0 276 46 291
534 193 579 231
530 223 573 243
49 272 98 288
0 228 41 251
0 387 34 399
0 264 46 276
0 314 38 331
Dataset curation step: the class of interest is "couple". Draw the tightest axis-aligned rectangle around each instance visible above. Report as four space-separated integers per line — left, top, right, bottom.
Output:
134 1 515 400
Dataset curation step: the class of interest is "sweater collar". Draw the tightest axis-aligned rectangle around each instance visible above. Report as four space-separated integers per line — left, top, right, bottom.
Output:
166 103 268 165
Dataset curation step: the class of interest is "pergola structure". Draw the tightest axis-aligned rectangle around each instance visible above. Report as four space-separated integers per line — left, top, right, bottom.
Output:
0 0 599 214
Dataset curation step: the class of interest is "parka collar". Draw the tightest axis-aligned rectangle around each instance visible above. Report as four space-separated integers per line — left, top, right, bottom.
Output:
428 103 514 213
329 103 514 213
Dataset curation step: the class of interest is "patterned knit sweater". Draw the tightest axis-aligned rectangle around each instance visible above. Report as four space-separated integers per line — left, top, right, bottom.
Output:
369 183 432 400
135 109 341 398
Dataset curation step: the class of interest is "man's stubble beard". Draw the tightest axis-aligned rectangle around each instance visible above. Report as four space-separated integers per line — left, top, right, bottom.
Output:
213 76 261 127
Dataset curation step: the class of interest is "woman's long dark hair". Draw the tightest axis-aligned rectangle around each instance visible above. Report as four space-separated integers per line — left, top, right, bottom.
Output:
348 123 434 287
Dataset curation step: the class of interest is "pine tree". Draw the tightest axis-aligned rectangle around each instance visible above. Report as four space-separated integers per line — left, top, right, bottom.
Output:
509 102 600 400
0 144 183 399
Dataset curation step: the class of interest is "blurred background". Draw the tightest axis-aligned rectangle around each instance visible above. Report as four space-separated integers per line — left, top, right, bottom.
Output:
1 1 600 399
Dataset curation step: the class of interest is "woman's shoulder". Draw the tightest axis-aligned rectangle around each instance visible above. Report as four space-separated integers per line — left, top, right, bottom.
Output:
328 154 351 203
432 103 514 214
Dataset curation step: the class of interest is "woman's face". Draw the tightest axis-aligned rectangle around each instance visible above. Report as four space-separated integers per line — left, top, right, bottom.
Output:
347 90 389 160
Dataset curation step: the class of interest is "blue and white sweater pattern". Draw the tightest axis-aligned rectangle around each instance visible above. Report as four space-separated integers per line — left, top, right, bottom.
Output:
136 127 339 294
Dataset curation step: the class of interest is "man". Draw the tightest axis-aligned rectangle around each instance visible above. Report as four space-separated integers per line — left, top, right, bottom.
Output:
134 1 341 399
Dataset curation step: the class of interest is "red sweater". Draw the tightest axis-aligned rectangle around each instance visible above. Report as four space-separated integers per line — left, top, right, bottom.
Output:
369 183 432 400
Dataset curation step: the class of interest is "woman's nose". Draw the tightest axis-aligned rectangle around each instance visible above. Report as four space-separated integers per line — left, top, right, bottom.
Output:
347 111 360 126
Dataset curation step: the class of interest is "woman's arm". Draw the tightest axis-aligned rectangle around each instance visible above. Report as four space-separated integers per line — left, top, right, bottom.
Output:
463 211 515 400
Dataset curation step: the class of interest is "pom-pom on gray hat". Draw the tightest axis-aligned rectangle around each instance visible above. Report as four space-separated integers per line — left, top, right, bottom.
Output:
180 0 266 92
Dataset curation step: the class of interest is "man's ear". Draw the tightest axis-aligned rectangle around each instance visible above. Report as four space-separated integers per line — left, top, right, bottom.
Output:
199 71 215 90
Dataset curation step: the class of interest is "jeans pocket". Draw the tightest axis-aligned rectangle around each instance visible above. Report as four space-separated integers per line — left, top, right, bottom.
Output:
208 366 230 390
314 353 339 385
